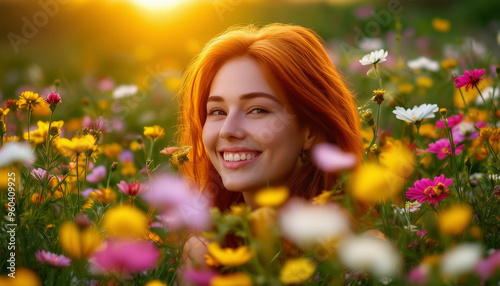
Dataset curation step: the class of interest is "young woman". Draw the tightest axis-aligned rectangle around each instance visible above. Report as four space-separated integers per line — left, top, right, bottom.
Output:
177 23 363 211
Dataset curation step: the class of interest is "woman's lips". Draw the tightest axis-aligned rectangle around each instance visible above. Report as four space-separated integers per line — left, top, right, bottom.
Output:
219 151 261 169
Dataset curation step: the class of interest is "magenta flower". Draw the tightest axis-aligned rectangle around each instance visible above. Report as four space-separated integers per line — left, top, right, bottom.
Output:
117 180 147 196
142 175 211 231
36 250 71 267
86 165 107 183
416 230 427 238
407 265 429 285
406 174 452 206
45 92 61 107
312 143 357 173
31 168 53 183
93 239 160 274
435 114 463 128
182 269 218 286
426 138 464 159
475 250 500 280
454 69 486 91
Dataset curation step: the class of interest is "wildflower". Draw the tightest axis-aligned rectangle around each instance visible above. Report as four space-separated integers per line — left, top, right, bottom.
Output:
338 235 401 278
0 268 41 285
418 123 437 138
453 121 483 141
312 143 357 173
160 146 181 155
142 174 211 231
170 146 191 166
441 243 482 278
312 190 332 205
372 89 386 104
93 239 160 274
416 76 434 89
279 198 351 248
86 165 106 183
120 161 137 176
359 49 388 65
4 99 18 111
0 142 35 167
254 186 289 207
475 86 499 105
475 250 500 280
101 205 148 238
436 114 463 128
249 207 277 243
407 57 439 72
112 84 138 99
406 174 452 206
182 269 217 286
210 273 252 286
393 104 439 123
145 280 167 286
379 141 415 179
438 205 473 235
103 143 122 158
57 134 96 157
404 201 421 213
349 163 405 203
432 18 451 33
30 168 53 184
441 59 457 70
35 250 71 267
59 222 101 259
89 188 116 204
0 108 9 120
426 138 464 159
23 120 64 145
45 92 61 108
18 91 44 110
280 257 316 284
398 83 414 94
360 109 374 126
207 242 252 267
454 69 486 91
143 125 165 139
117 180 147 196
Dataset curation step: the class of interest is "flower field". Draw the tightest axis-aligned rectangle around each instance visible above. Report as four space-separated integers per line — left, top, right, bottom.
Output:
0 1 500 285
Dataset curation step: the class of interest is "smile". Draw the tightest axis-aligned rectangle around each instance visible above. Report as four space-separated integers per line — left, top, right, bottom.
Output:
223 152 258 162
219 151 261 169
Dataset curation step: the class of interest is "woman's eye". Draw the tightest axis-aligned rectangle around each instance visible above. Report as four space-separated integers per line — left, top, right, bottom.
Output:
208 109 226 116
249 107 268 114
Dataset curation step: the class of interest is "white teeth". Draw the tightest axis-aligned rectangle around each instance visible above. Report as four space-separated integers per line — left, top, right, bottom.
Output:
223 152 256 162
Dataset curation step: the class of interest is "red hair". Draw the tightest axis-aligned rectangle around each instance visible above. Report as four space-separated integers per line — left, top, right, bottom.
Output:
177 24 363 211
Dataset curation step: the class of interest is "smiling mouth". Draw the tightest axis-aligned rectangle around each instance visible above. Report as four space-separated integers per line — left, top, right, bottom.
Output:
220 152 261 162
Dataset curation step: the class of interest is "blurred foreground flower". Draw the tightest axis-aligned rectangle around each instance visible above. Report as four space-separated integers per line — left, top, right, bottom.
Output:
454 69 486 91
359 49 388 65
207 242 253 267
440 243 482 278
406 174 452 206
93 239 160 274
112 84 138 99
475 250 500 280
407 57 439 72
59 222 101 259
254 186 289 207
182 269 217 286
86 165 106 183
312 143 357 172
393 104 439 123
280 257 316 284
436 113 463 128
210 272 252 286
349 163 405 203
338 235 401 278
0 142 35 167
438 205 473 235
0 268 41 286
35 250 71 267
101 205 148 238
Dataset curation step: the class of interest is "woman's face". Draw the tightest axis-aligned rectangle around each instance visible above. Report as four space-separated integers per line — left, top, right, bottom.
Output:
202 56 313 194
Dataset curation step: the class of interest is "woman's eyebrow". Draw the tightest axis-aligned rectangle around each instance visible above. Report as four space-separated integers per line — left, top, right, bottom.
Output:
207 92 281 103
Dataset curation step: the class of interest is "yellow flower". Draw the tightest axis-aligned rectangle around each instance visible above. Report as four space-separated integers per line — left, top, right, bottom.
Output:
145 280 167 286
0 268 41 286
418 123 438 138
438 205 473 235
207 242 253 267
81 199 94 211
379 140 415 179
210 273 252 286
441 59 457 70
130 140 142 151
398 83 414 94
170 146 191 166
121 161 137 176
17 91 44 110
432 18 451 33
101 205 149 238
348 163 405 203
59 222 101 259
57 134 96 157
204 254 220 267
416 76 434 89
254 186 289 207
3 135 19 143
479 127 498 139
103 143 123 158
89 188 117 205
144 125 165 139
23 120 64 145
229 203 250 217
280 257 316 284
249 207 277 243
0 107 9 120
312 190 332 205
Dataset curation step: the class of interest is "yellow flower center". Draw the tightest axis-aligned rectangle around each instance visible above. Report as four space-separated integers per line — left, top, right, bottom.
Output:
441 147 450 154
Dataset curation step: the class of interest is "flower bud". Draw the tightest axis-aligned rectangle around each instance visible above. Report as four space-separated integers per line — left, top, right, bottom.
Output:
75 214 92 230
371 89 386 105
49 126 59 136
110 162 118 172
361 109 374 126
439 108 447 116
469 180 478 187
137 136 143 144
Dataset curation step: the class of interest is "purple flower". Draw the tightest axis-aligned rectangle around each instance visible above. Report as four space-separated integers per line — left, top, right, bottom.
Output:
119 150 134 162
452 121 486 142
436 114 463 128
312 143 357 173
87 165 106 183
454 69 486 91
475 250 500 280
426 138 464 159
31 168 53 183
142 175 211 231
406 174 452 206
93 239 160 274
117 180 147 196
36 250 71 267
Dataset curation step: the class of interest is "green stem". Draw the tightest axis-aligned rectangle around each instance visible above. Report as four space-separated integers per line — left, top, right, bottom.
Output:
105 164 113 190
415 121 421 150
46 111 53 152
457 88 470 116
373 64 383 89
485 139 499 162
75 154 80 218
442 117 462 201
475 85 496 124
27 107 32 145
368 104 382 151
81 156 88 193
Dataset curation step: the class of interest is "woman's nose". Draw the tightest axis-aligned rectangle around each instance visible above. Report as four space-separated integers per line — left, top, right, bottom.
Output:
219 112 245 140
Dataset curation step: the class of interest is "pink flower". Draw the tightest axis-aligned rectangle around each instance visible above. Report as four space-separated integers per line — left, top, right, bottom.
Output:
408 265 429 285
454 69 486 91
426 138 464 159
141 175 211 231
93 239 160 274
31 168 53 183
86 165 106 183
436 114 463 128
117 180 147 196
45 92 61 107
416 230 427 238
475 250 500 280
406 174 452 206
312 143 357 172
452 121 486 142
182 269 217 286
36 250 71 267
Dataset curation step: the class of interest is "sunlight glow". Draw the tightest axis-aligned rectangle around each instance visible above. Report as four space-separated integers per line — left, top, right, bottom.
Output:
129 0 188 11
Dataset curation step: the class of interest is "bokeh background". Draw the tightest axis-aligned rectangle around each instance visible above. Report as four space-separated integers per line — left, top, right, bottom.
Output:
1 0 499 143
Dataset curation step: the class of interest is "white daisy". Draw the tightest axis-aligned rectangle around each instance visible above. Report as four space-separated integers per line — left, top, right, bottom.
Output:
392 103 439 123
359 49 388 65
0 142 35 167
112 84 138 99
407 57 439 72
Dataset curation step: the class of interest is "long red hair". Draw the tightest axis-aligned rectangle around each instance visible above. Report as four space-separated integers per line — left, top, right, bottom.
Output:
177 23 363 211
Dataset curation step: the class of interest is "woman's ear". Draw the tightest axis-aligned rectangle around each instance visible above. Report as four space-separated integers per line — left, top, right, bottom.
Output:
302 127 318 151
